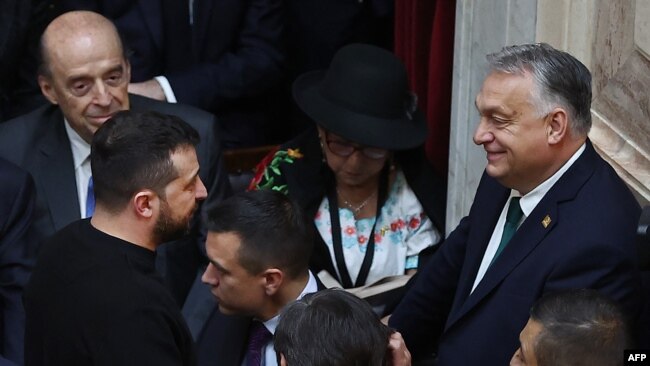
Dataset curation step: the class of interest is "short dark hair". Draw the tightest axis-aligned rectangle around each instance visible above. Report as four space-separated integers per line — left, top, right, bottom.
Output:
91 110 200 212
530 289 632 366
486 43 592 137
205 190 313 279
275 289 391 366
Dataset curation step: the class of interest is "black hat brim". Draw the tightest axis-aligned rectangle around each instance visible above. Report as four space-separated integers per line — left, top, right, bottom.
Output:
293 70 427 150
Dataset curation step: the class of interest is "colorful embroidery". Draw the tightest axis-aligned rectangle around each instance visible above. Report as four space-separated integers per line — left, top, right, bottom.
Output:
248 148 303 193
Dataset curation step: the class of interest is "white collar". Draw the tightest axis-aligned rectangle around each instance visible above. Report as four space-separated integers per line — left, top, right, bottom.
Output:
64 119 91 169
263 271 318 335
517 143 586 216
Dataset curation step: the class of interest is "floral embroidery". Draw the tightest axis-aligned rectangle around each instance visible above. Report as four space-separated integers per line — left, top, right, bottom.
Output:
409 217 421 229
314 170 441 284
248 147 304 193
344 226 356 235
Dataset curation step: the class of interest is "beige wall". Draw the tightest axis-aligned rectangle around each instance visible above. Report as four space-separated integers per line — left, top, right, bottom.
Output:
537 0 650 206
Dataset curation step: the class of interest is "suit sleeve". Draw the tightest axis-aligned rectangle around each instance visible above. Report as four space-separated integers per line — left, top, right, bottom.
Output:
543 239 643 322
166 0 284 111
388 216 469 359
0 166 36 364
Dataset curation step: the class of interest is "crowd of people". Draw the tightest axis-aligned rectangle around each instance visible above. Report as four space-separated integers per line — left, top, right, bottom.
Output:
0 5 646 366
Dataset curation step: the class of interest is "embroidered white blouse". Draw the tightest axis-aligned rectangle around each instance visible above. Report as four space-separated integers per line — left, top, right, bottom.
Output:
314 170 441 285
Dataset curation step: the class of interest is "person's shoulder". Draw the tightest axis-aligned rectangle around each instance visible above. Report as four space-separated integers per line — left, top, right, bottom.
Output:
0 104 60 160
0 103 56 131
129 94 216 125
0 156 29 181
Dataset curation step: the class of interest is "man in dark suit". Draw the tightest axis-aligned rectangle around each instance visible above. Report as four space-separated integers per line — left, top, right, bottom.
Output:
0 158 35 365
196 190 319 366
24 110 201 364
0 10 230 308
62 0 284 148
388 43 643 366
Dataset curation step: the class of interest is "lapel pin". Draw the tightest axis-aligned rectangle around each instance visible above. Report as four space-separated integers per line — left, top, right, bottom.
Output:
542 215 552 228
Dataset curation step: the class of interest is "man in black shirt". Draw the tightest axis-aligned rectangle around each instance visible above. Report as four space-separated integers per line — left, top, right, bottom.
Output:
24 110 204 365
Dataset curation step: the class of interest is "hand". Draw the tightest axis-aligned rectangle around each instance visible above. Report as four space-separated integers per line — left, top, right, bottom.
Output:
387 332 411 366
128 79 166 101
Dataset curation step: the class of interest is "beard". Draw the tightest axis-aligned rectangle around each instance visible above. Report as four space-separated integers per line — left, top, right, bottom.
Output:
153 200 196 244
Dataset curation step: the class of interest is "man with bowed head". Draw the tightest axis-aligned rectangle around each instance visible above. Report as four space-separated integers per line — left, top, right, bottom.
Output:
389 43 642 365
510 289 632 366
24 111 204 364
0 10 229 307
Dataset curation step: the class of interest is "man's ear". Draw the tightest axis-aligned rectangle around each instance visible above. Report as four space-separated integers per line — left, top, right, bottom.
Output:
262 268 283 296
280 353 287 366
133 190 157 219
547 107 568 145
38 75 58 105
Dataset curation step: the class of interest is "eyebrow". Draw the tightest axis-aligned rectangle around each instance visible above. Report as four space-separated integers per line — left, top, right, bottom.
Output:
210 258 228 274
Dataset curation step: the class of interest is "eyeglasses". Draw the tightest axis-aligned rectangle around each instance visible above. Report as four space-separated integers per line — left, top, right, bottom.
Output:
325 139 388 160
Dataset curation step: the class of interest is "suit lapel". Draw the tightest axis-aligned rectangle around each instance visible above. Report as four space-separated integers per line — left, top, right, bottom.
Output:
451 182 509 313
36 111 80 231
445 142 598 330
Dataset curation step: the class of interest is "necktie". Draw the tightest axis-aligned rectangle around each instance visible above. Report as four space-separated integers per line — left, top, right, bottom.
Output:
246 321 272 366
490 197 523 266
86 176 95 217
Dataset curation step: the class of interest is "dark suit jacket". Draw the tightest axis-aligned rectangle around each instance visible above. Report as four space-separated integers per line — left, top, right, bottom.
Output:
0 158 35 365
195 275 325 366
0 94 231 306
389 141 643 366
60 0 285 148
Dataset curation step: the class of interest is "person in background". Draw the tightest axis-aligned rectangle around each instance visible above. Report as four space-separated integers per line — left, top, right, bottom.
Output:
24 110 203 364
275 288 411 366
388 43 642 365
510 289 632 366
0 158 35 365
0 10 230 309
250 44 446 297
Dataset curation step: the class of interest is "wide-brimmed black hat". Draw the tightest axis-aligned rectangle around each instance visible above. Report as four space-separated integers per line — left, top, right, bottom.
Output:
293 43 426 150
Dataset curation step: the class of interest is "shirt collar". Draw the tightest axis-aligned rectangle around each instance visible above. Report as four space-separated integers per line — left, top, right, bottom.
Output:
517 143 586 216
263 271 318 335
64 118 91 169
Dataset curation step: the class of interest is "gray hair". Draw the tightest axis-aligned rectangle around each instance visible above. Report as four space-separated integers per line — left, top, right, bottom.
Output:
486 43 592 137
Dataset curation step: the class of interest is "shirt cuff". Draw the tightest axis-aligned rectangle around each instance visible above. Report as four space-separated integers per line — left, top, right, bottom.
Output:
154 76 177 103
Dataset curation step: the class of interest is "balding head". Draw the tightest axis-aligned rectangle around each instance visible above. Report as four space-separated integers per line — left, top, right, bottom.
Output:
37 10 131 143
39 11 126 78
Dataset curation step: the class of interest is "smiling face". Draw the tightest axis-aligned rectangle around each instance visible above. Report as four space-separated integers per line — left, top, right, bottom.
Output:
38 16 130 143
510 318 543 366
473 71 556 194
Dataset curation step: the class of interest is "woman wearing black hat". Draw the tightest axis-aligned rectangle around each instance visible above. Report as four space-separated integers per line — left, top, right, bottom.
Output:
249 44 446 291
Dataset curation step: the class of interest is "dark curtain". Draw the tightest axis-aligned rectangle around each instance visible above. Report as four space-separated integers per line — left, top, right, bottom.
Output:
394 0 456 178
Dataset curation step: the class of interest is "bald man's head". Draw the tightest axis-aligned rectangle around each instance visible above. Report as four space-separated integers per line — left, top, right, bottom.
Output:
37 11 131 143
38 11 127 78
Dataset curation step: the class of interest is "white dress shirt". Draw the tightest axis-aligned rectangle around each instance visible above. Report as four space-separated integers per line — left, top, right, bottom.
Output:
471 143 586 292
64 120 92 218
242 271 319 366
